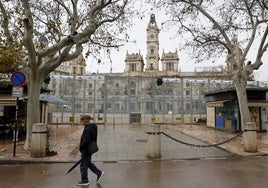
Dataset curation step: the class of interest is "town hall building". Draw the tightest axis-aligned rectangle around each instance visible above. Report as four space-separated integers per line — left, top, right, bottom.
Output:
48 14 268 132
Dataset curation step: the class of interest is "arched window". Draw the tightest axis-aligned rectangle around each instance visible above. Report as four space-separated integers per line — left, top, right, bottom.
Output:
166 62 174 71
130 81 136 88
186 90 191 96
130 63 136 71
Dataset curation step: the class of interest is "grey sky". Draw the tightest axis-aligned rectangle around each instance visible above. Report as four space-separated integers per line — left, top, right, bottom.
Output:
85 11 268 81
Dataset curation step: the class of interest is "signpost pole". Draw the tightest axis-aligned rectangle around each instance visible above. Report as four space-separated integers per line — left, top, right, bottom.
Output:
10 71 26 157
13 97 18 157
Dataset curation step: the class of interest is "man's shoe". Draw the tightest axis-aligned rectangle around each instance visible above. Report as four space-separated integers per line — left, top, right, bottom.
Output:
96 171 104 183
77 181 89 186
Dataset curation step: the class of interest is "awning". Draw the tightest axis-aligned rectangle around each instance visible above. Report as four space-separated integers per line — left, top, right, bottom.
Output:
24 93 68 105
39 93 68 105
0 95 20 106
249 102 268 107
207 100 268 107
207 100 230 107
0 101 17 106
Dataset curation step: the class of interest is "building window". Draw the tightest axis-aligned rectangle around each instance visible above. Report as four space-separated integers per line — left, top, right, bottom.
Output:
193 100 199 113
146 101 153 113
80 67 83 75
0 106 3 116
166 62 174 71
130 63 137 72
115 103 120 112
72 67 76 74
130 89 136 95
75 103 81 112
88 83 93 88
150 48 154 54
87 103 93 112
186 90 191 96
185 103 191 113
130 103 136 111
130 81 136 88
116 83 119 87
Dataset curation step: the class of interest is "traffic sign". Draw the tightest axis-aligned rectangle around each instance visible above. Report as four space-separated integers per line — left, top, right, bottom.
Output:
12 87 24 97
10 71 26 86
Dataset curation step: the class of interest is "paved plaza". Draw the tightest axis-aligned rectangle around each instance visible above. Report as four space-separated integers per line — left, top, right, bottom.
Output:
1 123 268 163
84 124 233 162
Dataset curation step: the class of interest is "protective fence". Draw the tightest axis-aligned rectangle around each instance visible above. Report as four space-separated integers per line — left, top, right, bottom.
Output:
48 75 267 126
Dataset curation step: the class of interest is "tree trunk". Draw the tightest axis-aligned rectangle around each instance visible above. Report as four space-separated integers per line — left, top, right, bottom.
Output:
23 71 42 150
233 78 251 130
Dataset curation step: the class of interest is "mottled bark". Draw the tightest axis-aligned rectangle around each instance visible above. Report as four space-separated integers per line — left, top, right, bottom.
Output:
233 78 251 130
24 71 42 150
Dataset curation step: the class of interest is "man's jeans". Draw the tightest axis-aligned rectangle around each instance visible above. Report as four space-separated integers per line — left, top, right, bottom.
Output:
80 153 102 183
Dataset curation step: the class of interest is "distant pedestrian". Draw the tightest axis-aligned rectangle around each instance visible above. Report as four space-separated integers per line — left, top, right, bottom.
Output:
77 115 104 186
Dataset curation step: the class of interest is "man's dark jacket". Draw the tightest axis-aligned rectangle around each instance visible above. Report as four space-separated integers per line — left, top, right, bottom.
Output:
79 123 97 154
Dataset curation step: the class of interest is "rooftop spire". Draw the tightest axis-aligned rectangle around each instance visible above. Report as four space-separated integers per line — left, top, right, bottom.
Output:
148 14 157 27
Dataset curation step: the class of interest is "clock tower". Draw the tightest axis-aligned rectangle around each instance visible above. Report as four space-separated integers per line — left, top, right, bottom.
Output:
145 14 159 72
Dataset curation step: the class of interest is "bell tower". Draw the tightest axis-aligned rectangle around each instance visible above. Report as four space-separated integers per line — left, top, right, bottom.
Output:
145 14 159 72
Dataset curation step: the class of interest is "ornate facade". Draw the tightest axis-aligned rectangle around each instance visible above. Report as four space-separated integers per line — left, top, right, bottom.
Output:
48 14 267 127
125 14 180 77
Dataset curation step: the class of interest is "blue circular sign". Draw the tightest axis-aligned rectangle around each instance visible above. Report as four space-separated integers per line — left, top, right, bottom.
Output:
10 71 26 86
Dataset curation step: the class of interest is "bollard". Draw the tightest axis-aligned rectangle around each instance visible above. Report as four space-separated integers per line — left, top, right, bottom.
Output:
31 123 47 158
147 124 161 158
243 122 257 152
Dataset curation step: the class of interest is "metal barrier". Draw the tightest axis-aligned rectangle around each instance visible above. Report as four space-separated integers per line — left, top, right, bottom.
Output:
48 115 204 126
160 131 243 148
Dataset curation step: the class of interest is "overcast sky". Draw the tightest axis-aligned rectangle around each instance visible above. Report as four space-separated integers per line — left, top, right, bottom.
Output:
85 11 268 82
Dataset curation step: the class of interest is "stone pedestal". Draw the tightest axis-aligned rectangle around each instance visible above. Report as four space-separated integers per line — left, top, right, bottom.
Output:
147 124 161 158
244 122 257 152
31 123 47 158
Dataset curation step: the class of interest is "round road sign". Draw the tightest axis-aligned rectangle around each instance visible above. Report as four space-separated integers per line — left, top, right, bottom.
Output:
10 71 26 87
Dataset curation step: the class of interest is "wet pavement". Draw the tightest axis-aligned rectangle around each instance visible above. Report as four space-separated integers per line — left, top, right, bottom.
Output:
0 124 240 163
1 123 268 163
1 124 268 187
84 124 233 162
1 156 268 188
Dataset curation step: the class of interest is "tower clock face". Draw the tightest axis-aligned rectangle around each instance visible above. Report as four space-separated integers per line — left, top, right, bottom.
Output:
150 34 154 39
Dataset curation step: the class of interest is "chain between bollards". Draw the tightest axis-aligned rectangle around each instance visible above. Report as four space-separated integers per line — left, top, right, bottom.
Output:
46 130 57 156
145 131 243 148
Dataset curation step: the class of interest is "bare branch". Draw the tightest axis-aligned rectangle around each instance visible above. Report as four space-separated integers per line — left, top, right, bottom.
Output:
0 2 13 45
21 0 37 67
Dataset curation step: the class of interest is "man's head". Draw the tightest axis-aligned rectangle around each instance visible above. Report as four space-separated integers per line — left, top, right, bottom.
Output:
80 115 91 125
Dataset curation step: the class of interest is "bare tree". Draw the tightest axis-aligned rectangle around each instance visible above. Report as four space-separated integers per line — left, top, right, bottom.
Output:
0 0 135 150
152 0 268 130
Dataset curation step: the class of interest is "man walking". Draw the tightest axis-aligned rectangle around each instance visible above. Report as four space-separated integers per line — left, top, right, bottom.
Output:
77 115 104 186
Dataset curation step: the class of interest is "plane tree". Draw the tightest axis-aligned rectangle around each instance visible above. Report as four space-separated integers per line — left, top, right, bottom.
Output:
0 0 134 150
153 0 268 131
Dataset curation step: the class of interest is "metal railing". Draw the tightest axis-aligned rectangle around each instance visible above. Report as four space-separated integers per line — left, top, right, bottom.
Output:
48 76 268 128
